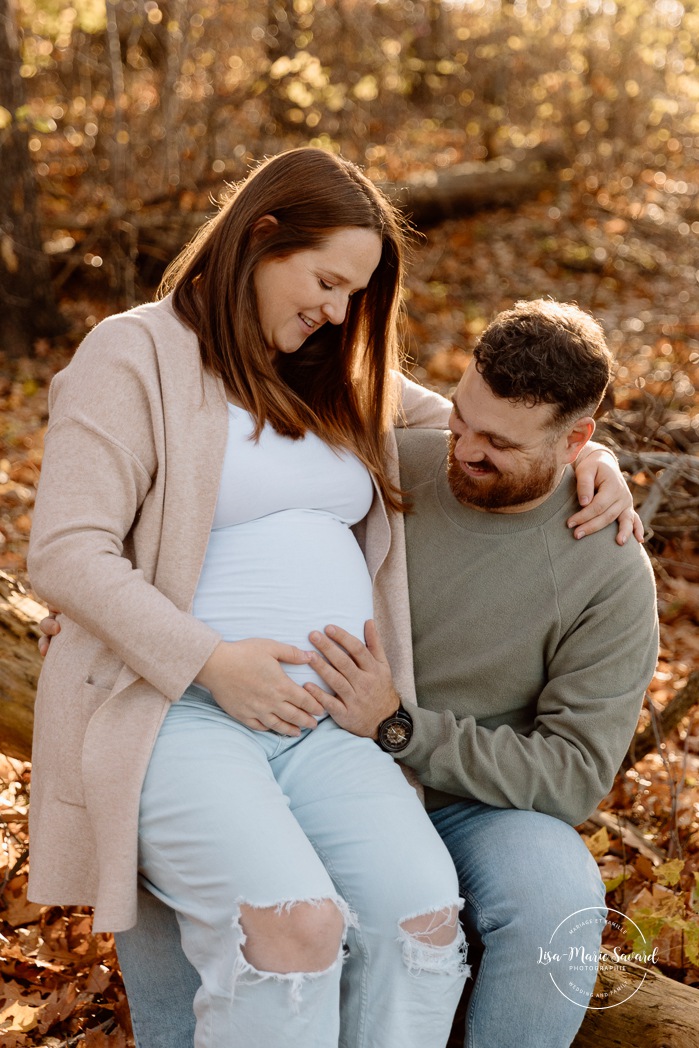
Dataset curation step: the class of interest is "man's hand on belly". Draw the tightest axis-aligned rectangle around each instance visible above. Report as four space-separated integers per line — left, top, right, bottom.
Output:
305 620 401 738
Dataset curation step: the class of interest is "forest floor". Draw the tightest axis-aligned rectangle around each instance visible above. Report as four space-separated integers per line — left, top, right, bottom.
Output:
2 180 699 1044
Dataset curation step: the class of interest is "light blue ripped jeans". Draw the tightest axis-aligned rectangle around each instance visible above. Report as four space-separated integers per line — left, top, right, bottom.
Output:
137 686 468 1048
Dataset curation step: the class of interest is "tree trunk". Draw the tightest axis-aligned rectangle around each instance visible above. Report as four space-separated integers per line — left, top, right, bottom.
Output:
0 0 65 356
264 0 300 131
407 0 449 104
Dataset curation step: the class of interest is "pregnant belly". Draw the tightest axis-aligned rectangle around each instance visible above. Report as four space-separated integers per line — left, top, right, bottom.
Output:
192 510 374 688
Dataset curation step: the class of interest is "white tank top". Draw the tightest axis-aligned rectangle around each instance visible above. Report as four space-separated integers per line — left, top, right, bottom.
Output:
192 404 375 689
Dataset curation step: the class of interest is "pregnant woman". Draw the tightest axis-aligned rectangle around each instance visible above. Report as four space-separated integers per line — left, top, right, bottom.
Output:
28 148 469 1048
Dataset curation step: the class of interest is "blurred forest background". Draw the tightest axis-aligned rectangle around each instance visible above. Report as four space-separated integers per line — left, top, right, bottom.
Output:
2 0 699 1044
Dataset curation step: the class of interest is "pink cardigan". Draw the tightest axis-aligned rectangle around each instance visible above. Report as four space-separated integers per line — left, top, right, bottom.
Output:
27 296 450 932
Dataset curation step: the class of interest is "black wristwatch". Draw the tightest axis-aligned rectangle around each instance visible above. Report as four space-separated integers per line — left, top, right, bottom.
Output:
376 705 414 753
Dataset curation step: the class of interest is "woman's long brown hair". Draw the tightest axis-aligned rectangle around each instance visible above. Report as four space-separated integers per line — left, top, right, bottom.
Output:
158 148 411 512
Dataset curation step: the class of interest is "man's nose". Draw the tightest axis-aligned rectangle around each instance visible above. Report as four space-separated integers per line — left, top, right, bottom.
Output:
454 431 485 461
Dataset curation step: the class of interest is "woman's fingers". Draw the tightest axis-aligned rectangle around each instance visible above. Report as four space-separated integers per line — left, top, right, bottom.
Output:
38 612 61 656
630 510 645 545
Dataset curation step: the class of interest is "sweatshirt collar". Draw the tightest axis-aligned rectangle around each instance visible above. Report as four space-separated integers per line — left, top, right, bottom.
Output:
434 455 578 534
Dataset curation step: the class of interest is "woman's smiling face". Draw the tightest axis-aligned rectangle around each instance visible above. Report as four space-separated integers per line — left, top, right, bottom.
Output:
253 226 383 356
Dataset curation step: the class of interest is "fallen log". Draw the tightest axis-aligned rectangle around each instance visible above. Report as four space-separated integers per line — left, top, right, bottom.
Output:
626 671 699 768
447 948 699 1048
44 146 567 275
572 949 699 1047
0 571 44 762
379 145 566 226
584 809 666 866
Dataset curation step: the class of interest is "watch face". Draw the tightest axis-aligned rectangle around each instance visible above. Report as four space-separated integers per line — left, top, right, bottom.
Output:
378 711 413 752
385 723 408 746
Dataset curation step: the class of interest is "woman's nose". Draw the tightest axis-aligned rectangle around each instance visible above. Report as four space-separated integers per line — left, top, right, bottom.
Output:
322 295 349 326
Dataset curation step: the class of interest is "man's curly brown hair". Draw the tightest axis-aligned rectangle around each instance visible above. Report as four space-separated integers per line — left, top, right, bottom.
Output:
473 299 612 427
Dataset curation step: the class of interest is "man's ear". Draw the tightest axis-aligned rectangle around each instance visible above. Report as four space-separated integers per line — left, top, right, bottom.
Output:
250 214 279 244
563 417 596 463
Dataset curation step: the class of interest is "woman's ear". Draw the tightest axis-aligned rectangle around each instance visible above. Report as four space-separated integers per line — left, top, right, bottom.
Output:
250 214 279 244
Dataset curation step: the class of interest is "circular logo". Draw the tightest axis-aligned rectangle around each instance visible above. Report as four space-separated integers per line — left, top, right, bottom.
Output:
540 906 653 1010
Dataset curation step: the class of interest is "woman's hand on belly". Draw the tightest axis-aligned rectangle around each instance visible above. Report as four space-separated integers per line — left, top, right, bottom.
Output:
195 639 325 735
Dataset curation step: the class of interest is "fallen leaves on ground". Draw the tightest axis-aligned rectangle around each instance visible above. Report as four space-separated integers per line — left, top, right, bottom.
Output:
0 757 133 1045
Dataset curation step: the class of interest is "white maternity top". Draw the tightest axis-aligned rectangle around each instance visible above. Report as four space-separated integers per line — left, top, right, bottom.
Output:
192 404 375 689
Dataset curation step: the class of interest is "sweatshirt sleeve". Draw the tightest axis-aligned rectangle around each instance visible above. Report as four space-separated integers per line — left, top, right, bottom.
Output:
28 318 221 700
394 371 452 429
400 547 659 826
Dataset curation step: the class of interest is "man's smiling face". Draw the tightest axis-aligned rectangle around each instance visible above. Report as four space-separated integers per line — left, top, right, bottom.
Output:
447 364 567 513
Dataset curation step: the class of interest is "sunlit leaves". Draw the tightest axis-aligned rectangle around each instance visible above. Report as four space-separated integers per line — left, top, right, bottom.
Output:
18 0 106 51
656 858 686 887
353 75 379 102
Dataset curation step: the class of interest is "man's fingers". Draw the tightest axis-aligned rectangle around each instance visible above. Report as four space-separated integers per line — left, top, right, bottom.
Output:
363 619 387 662
308 651 349 696
310 624 375 672
38 613 60 656
40 614 61 637
308 629 357 675
327 624 376 668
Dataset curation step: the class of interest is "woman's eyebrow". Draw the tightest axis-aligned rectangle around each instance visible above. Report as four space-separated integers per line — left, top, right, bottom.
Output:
321 267 368 291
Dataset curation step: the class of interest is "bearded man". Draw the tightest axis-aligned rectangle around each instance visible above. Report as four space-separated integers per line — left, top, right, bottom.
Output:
306 299 659 1047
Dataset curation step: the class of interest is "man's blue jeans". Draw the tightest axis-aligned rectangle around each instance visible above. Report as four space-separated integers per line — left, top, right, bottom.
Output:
116 800 605 1048
429 801 607 1048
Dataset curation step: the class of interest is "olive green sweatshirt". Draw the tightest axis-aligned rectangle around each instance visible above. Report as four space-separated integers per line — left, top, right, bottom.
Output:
397 429 659 826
